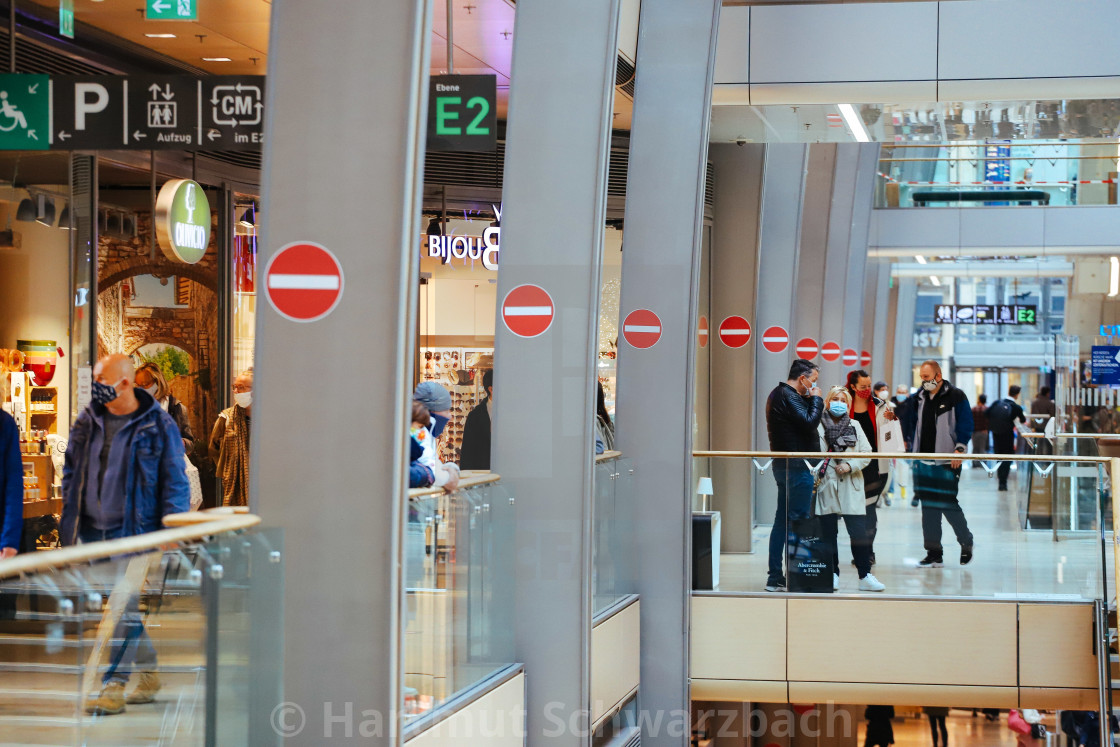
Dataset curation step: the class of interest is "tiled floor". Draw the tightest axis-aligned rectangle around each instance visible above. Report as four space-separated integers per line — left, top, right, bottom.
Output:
863 711 1031 747
716 465 1114 598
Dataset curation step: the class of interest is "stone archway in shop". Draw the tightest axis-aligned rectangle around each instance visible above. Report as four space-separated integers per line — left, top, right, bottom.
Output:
99 254 217 294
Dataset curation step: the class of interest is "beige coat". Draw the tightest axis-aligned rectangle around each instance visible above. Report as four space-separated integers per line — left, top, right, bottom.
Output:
814 419 873 516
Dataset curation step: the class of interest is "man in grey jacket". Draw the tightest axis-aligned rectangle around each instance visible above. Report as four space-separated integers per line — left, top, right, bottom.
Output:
900 360 975 569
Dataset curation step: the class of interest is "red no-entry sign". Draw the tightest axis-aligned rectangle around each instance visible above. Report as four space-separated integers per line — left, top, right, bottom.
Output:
623 309 662 349
761 326 789 354
843 348 859 367
719 316 751 348
795 338 818 360
502 284 554 338
860 350 872 367
265 241 345 323
698 316 709 348
821 341 841 362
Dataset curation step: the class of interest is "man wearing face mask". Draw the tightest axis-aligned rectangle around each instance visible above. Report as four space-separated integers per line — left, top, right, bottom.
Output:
209 368 253 507
61 353 189 714
763 359 824 592
413 381 461 491
899 360 975 568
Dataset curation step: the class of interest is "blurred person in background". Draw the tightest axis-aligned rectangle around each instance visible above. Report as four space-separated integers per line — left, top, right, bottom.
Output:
209 368 253 507
135 361 195 455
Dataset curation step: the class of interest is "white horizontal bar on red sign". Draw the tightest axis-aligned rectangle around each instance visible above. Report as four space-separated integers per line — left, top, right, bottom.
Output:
504 306 552 316
268 274 341 290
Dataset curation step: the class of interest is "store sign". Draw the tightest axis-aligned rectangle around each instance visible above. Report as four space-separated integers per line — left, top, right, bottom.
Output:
155 179 211 264
59 0 74 39
146 0 197 21
934 304 1037 325
427 74 497 153
1091 346 1120 386
426 229 500 270
0 75 50 151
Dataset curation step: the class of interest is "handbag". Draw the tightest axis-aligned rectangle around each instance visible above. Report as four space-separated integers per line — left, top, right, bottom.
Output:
184 456 203 510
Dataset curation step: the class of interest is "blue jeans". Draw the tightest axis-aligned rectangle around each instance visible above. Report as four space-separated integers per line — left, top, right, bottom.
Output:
767 461 814 584
80 527 157 684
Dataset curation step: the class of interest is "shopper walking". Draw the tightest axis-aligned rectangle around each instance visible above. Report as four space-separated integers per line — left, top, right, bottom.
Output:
459 369 492 471
971 394 990 466
0 390 22 558
845 370 895 565
594 380 615 455
209 368 253 507
987 386 1026 491
413 381 461 491
763 359 824 592
1030 386 1056 432
135 361 195 454
900 360 975 568
61 354 190 715
924 706 950 747
409 401 435 488
816 386 885 592
864 705 895 747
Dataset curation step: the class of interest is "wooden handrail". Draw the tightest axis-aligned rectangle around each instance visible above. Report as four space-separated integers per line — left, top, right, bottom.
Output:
0 514 262 580
408 472 501 499
692 450 1110 464
596 450 622 463
163 506 250 527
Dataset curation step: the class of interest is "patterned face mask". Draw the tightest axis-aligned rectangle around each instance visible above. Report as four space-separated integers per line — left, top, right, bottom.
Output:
91 379 122 406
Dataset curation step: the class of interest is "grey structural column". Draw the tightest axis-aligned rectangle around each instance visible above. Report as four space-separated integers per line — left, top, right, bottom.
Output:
490 0 620 744
708 143 764 552
840 145 878 375
614 0 720 742
891 278 919 389
254 1 431 744
752 144 810 525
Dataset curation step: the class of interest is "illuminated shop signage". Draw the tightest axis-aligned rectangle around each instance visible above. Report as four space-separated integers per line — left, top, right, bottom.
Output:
426 228 500 270
155 178 211 264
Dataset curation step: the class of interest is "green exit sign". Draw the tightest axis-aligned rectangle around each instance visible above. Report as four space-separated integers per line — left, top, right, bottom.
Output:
146 0 197 21
427 75 496 153
59 0 74 39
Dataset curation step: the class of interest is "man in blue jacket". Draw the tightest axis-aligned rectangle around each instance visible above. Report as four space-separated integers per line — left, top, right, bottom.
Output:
61 354 189 715
900 360 975 569
0 405 23 558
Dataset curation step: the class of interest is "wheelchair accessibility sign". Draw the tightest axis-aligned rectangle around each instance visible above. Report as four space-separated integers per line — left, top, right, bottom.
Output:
0 75 49 150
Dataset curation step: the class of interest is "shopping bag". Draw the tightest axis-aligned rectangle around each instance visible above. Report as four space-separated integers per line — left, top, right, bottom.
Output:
878 418 905 454
184 456 203 510
786 515 833 593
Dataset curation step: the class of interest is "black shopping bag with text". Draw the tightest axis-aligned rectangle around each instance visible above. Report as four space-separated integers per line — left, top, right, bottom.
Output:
787 515 833 593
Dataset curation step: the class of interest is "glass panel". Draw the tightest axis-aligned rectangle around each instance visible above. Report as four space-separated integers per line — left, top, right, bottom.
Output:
403 480 514 722
593 455 633 616
0 526 282 746
695 454 1110 600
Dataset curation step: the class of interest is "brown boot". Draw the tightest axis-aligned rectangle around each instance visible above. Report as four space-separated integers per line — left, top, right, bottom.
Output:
85 681 127 715
126 671 161 704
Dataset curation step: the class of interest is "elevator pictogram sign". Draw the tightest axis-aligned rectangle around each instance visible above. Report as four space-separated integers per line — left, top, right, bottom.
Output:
502 284 554 338
265 242 345 323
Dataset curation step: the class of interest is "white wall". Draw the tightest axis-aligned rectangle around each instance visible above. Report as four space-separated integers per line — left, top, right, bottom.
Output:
0 197 72 438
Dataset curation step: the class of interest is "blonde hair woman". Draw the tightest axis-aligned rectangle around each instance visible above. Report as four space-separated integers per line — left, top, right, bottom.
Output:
134 361 195 454
816 386 885 592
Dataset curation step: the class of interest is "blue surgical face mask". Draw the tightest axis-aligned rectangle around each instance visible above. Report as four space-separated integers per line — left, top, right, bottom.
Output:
91 379 122 407
829 401 848 417
430 413 450 439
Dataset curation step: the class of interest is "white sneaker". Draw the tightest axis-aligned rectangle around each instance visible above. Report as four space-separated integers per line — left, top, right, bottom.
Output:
833 574 840 591
859 573 886 592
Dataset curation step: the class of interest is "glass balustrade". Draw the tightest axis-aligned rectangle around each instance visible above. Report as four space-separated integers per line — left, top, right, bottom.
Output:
0 522 281 746
693 451 1113 602
593 454 634 617
403 476 514 725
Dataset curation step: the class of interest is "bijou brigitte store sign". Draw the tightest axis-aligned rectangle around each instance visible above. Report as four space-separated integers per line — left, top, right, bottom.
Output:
423 207 500 271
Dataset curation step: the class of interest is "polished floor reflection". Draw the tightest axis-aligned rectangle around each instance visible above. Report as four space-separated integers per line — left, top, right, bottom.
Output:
860 710 1034 747
718 465 1114 598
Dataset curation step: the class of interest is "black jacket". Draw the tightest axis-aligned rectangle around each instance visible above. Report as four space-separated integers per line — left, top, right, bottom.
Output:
166 395 196 455
986 397 1025 436
765 382 824 452
459 398 491 471
864 705 895 744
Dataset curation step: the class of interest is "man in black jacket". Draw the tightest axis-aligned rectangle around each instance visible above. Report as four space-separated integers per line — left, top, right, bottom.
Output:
459 369 492 471
988 385 1026 491
764 359 824 592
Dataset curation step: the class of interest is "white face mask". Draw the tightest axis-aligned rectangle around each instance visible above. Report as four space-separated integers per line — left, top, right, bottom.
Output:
922 379 940 392
142 384 159 398
233 391 252 408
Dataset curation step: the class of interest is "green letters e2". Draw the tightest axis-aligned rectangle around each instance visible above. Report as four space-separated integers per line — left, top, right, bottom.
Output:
436 96 461 135
465 96 490 135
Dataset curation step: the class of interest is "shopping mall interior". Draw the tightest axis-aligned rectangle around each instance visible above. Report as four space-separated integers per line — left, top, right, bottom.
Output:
2 0 1120 745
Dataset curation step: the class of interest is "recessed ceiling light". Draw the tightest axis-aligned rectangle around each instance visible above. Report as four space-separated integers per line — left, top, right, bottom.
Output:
145 33 177 38
202 57 232 62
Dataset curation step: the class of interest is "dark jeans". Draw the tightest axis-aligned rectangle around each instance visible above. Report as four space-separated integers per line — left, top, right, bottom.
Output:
79 527 157 685
865 501 878 555
913 462 974 557
928 714 948 745
822 512 872 577
992 431 1015 485
767 461 814 584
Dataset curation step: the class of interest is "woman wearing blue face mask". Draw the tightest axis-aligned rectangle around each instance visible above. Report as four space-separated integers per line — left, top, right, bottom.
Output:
815 386 885 592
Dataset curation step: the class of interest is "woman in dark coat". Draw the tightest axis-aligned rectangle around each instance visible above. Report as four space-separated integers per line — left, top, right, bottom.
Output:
864 705 894 747
135 362 196 455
